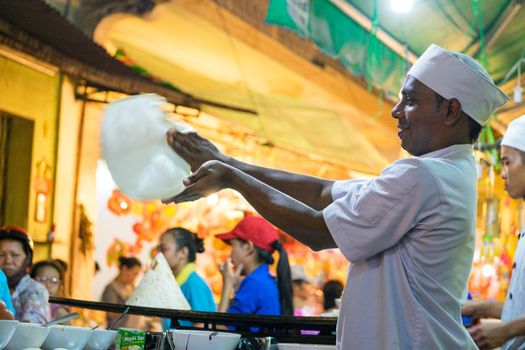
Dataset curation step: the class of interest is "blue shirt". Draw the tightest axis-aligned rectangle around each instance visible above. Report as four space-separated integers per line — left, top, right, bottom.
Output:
180 271 216 313
0 269 15 315
164 263 215 329
228 264 280 316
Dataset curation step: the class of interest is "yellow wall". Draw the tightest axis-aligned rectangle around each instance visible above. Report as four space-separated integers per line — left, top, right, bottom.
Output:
52 77 82 277
0 53 97 299
52 77 100 300
0 52 60 261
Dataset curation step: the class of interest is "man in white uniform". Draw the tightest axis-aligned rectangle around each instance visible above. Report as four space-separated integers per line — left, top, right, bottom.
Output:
163 44 508 349
462 115 525 350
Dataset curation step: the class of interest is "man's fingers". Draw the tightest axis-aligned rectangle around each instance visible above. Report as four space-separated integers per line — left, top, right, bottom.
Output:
163 166 211 203
183 169 208 186
161 186 199 204
172 194 203 203
478 340 489 350
468 325 481 338
167 129 191 151
169 187 204 203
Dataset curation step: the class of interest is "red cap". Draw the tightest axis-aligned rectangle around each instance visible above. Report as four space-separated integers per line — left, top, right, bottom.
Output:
215 216 279 252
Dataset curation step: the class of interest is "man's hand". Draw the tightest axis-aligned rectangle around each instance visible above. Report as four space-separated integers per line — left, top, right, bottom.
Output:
166 129 225 171
0 301 14 320
462 300 503 320
462 300 484 320
162 160 232 204
468 322 510 350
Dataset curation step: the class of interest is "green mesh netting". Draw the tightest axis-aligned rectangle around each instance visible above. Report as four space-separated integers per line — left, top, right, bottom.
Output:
266 0 407 98
266 0 525 93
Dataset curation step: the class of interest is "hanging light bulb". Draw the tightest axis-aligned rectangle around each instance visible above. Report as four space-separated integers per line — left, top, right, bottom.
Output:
391 0 413 13
502 57 524 103
514 86 523 103
514 82 523 104
514 62 523 103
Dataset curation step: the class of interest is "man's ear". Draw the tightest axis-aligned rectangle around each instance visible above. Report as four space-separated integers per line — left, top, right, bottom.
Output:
444 98 462 125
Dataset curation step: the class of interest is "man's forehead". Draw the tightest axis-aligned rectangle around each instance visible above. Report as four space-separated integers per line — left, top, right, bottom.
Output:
400 76 433 96
501 145 521 158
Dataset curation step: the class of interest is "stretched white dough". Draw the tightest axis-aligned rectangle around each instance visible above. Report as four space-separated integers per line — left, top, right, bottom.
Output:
101 94 193 200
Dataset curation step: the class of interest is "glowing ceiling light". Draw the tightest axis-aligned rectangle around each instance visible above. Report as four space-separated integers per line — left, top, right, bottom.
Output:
391 0 413 13
119 200 128 210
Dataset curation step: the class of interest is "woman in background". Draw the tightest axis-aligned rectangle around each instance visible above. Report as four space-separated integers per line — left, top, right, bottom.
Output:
102 256 144 329
158 227 215 328
217 216 293 318
31 260 70 320
0 226 50 323
320 279 344 317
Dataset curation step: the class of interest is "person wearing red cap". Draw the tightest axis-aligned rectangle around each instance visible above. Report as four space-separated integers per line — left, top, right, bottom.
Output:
0 226 51 323
215 216 293 320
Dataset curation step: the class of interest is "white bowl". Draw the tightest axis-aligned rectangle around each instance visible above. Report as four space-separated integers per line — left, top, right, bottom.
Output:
85 329 118 350
278 344 336 350
0 320 18 349
41 325 93 350
169 329 240 350
4 323 50 350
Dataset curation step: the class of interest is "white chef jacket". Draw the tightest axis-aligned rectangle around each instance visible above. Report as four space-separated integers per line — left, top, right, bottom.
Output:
501 229 525 350
323 144 478 349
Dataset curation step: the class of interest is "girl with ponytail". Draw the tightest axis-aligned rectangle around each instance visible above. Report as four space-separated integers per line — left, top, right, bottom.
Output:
216 216 293 318
158 227 216 328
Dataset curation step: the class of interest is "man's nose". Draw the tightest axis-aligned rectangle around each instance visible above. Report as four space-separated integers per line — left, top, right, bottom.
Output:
391 102 402 119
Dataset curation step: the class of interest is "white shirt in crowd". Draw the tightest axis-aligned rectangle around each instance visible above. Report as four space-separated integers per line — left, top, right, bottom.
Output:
501 228 525 350
323 144 478 349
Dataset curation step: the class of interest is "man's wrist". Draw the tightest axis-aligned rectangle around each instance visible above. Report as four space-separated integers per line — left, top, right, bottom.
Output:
226 165 242 191
487 301 504 319
219 154 235 166
506 317 525 340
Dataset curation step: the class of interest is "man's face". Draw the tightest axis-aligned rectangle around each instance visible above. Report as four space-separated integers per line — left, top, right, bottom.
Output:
391 76 447 156
501 146 525 199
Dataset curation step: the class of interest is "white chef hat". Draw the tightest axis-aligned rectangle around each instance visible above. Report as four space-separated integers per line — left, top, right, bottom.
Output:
407 44 509 125
501 115 525 153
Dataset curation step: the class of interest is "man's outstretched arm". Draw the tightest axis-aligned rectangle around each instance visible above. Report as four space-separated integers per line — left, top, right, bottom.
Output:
163 160 336 251
167 130 335 210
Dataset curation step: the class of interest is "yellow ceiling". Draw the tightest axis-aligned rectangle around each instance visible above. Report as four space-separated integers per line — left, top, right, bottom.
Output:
97 1 402 175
